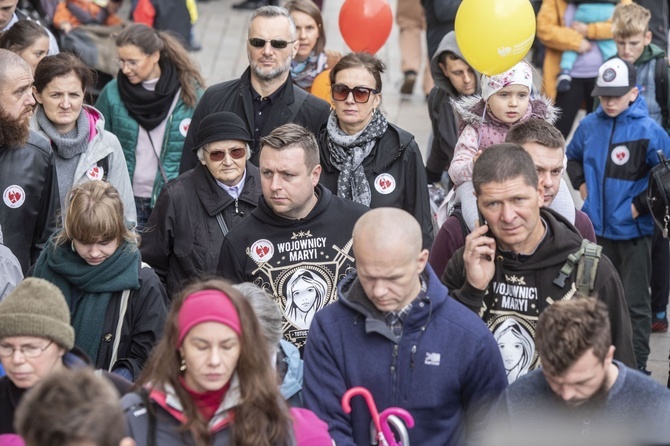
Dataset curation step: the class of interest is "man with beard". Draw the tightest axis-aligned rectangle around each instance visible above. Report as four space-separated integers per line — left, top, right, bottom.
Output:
0 49 59 274
487 297 670 446
178 6 330 172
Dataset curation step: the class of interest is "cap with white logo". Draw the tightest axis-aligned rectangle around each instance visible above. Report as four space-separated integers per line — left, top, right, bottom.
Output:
591 57 637 98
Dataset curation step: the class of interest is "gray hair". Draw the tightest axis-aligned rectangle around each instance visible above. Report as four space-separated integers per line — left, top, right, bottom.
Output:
0 49 30 84
233 282 282 356
196 142 251 162
249 6 296 39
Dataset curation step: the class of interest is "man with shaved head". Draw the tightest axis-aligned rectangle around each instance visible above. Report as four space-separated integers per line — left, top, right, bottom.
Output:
0 49 59 274
303 207 507 446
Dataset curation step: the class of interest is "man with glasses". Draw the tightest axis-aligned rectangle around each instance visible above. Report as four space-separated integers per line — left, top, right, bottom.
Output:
218 124 369 354
141 112 262 297
178 5 330 173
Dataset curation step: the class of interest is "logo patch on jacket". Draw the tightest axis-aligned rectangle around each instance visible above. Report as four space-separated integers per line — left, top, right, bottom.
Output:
610 145 630 166
179 118 191 137
249 239 274 262
3 185 25 208
425 352 441 366
86 165 104 180
374 173 396 194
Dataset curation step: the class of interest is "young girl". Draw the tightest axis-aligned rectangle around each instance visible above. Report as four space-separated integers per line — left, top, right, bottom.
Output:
447 60 570 231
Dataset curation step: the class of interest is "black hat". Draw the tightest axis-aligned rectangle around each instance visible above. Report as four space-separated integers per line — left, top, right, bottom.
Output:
591 57 637 97
193 112 253 151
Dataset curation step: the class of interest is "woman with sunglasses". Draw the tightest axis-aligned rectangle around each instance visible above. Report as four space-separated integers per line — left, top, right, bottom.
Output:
121 278 332 445
32 181 168 382
95 23 206 231
317 52 434 248
285 0 340 93
140 112 261 298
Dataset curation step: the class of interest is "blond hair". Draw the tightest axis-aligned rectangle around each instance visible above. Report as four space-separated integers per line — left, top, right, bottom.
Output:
612 3 651 38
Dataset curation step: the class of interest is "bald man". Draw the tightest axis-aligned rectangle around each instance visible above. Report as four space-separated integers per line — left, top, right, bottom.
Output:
303 207 507 446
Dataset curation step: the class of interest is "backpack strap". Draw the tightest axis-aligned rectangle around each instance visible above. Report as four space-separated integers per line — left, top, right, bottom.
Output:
97 154 110 182
655 57 669 131
553 239 602 294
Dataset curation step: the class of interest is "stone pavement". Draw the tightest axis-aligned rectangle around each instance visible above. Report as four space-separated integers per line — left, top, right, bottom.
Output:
189 0 670 386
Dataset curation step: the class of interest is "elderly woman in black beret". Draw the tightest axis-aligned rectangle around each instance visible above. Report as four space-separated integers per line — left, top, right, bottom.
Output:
140 112 261 298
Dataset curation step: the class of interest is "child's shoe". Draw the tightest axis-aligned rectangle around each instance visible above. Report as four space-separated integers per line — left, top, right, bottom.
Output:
556 70 572 93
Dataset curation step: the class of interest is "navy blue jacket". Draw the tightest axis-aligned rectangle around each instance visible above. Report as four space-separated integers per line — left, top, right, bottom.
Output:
566 95 670 240
303 265 507 446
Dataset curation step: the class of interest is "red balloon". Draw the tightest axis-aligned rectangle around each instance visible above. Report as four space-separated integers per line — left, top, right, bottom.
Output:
339 0 393 54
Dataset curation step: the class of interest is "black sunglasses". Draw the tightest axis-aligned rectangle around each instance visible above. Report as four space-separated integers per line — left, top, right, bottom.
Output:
248 38 295 49
331 84 379 103
206 147 246 161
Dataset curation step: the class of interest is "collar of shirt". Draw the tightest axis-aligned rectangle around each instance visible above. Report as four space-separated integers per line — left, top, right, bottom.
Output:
384 277 428 338
216 169 247 199
250 76 289 104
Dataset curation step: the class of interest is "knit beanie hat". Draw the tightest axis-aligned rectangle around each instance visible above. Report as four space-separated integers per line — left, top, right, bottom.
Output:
0 278 75 350
481 60 533 101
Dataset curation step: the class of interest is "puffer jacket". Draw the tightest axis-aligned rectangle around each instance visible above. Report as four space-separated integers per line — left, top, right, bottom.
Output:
95 79 203 207
566 95 670 239
0 131 59 274
536 0 631 100
140 162 261 298
30 105 136 223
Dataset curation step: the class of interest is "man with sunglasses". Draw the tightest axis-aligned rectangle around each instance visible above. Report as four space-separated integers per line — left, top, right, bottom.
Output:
141 111 261 297
218 124 369 354
178 5 330 174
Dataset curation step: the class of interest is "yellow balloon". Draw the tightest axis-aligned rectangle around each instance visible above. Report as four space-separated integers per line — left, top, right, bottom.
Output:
455 0 536 76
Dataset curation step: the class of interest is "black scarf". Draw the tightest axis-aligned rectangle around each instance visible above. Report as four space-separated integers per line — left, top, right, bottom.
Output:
117 59 180 131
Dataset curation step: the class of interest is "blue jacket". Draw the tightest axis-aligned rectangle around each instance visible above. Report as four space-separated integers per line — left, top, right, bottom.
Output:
566 95 670 240
303 265 507 446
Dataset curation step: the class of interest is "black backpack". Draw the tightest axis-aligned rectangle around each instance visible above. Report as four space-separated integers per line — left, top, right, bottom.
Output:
655 57 670 131
648 150 670 238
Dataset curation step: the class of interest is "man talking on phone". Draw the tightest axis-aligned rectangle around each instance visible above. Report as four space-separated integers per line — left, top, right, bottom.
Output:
441 143 635 384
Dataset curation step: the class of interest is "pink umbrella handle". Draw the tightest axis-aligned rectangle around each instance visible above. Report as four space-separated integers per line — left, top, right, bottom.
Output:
341 387 383 435
379 408 414 446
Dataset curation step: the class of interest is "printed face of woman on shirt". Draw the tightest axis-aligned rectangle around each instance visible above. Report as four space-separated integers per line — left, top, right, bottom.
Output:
498 329 524 370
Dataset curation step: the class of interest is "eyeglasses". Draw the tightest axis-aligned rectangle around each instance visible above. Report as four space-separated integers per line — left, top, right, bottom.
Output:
248 38 296 49
331 84 379 103
206 147 246 161
114 54 148 69
0 340 53 358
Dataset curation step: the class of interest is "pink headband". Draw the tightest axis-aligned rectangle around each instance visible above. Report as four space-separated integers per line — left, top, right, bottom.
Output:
177 290 241 347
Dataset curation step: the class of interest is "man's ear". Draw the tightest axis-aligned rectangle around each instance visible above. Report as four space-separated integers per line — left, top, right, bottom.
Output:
119 437 137 446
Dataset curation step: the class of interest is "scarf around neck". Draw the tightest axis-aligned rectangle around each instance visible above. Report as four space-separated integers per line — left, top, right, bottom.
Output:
36 105 90 159
290 52 327 90
327 108 388 206
117 59 180 131
33 237 140 365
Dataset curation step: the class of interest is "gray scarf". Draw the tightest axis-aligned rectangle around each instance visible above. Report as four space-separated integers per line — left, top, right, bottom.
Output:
327 109 388 206
36 106 90 159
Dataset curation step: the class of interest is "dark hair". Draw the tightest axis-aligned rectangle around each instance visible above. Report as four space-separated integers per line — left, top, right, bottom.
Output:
136 279 293 446
439 50 463 67
330 52 385 92
260 123 320 170
15 368 126 446
115 23 205 108
0 20 49 53
33 52 96 93
472 143 539 195
505 118 565 152
285 0 325 54
535 297 612 376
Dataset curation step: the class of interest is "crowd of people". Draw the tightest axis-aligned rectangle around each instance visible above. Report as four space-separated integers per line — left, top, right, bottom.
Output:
2 0 670 444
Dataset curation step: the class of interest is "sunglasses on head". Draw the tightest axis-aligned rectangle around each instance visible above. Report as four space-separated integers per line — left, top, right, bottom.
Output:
331 84 379 103
206 147 246 161
248 38 295 49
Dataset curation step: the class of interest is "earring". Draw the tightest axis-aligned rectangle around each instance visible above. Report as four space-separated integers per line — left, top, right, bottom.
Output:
71 241 76 252
180 358 187 372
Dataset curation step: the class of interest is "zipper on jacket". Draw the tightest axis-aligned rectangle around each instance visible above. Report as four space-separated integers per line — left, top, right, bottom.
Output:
602 117 618 236
390 344 399 404
410 345 417 369
235 199 239 214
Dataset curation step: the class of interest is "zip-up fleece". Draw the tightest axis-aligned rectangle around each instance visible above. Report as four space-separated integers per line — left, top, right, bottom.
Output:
566 95 670 240
303 265 507 446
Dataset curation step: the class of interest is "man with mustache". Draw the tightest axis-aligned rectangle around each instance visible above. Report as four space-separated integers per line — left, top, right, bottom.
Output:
178 5 330 172
0 49 59 274
488 297 670 446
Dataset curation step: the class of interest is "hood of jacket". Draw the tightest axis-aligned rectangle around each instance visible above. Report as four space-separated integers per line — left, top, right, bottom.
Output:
634 42 666 64
253 183 333 227
336 264 447 343
430 31 481 96
452 93 560 129
594 92 650 120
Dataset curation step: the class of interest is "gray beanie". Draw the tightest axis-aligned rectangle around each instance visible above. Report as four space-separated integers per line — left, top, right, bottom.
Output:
0 278 75 350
